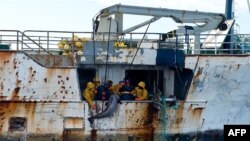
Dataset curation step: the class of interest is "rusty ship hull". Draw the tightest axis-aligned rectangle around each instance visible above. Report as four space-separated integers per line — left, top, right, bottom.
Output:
0 46 250 141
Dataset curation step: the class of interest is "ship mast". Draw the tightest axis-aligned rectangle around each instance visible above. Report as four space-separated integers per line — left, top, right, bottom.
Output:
225 0 234 53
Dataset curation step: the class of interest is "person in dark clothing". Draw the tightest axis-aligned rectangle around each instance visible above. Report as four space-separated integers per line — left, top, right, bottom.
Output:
120 79 135 100
96 80 113 100
123 79 134 92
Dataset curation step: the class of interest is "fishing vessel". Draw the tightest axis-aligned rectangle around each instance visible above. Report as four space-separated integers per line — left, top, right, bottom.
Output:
0 1 250 141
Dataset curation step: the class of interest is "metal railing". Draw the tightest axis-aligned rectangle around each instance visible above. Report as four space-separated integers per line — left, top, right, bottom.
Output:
1 30 250 55
0 30 55 55
0 30 57 66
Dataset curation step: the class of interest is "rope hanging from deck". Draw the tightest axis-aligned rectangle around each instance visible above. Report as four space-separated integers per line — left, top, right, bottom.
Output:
124 22 151 80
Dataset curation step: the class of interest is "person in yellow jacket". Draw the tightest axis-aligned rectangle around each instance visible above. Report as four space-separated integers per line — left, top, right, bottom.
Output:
111 80 125 95
83 82 96 110
130 81 148 101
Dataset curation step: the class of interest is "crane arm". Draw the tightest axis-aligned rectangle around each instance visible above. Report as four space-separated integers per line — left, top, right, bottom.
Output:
100 4 224 23
96 4 227 33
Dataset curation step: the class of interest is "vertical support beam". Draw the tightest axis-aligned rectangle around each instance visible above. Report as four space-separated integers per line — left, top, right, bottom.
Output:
16 31 19 50
115 13 123 33
225 0 234 54
225 0 233 19
21 34 23 50
47 31 49 51
194 33 201 54
248 0 250 14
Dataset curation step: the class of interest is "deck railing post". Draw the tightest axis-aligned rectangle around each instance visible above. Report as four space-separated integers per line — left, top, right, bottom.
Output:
17 31 19 50
215 34 217 54
47 31 49 51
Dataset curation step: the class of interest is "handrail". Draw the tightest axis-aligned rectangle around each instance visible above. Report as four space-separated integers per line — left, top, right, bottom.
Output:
0 30 54 55
20 31 54 56
0 30 56 66
1 30 250 55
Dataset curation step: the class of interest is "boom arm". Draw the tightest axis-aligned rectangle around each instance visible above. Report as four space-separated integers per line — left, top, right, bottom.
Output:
95 4 227 33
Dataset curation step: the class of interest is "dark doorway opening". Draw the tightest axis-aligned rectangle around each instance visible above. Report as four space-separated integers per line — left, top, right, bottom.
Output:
125 70 163 99
174 68 193 100
77 68 96 100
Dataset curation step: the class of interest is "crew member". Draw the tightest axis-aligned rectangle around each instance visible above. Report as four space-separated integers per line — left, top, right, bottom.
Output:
130 81 148 101
123 79 134 92
96 80 113 100
111 80 125 95
120 79 134 100
83 82 96 109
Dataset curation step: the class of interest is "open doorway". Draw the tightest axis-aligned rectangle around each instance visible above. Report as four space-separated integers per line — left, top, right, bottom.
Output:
174 68 193 100
77 68 96 100
125 70 163 98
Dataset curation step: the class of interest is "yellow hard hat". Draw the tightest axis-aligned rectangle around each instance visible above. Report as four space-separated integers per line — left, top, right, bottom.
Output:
138 81 145 88
87 82 94 89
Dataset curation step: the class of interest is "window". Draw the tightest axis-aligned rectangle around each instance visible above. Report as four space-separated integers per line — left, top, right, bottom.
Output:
9 117 26 131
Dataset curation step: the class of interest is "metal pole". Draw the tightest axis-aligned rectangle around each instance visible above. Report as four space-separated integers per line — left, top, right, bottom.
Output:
248 0 250 14
225 0 234 54
17 31 19 50
215 34 217 54
21 33 23 50
47 32 49 51
39 36 41 52
130 33 132 47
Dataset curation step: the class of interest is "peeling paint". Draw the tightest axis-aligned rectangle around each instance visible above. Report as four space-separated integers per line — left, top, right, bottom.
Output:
1 51 250 140
0 51 80 101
